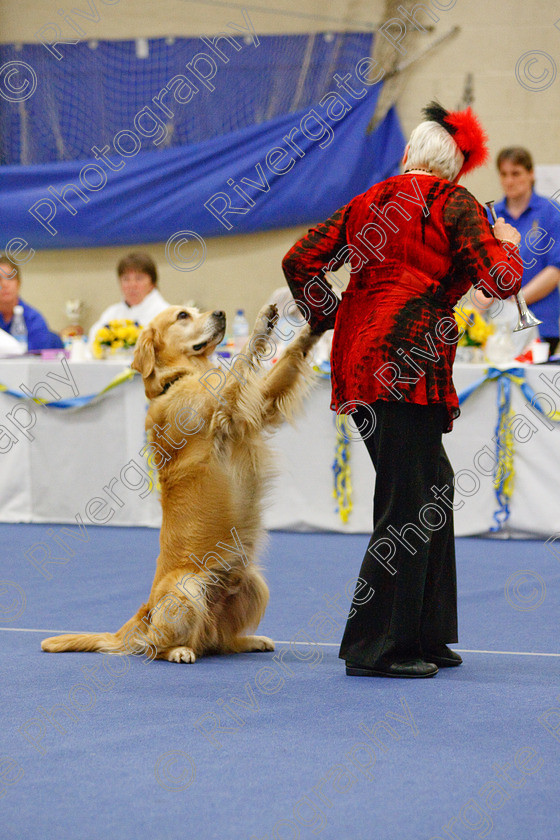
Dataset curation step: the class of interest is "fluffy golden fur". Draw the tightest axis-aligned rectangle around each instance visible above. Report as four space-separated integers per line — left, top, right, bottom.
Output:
42 303 319 663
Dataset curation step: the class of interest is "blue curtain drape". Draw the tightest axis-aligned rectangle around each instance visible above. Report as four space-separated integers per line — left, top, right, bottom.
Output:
0 33 406 249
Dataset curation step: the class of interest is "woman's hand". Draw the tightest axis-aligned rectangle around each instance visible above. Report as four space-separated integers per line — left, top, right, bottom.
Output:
493 217 521 247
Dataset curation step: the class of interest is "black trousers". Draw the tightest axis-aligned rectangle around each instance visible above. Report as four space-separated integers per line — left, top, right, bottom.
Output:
339 400 458 667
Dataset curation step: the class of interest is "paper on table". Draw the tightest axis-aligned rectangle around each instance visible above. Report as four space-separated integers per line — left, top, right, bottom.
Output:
0 328 26 358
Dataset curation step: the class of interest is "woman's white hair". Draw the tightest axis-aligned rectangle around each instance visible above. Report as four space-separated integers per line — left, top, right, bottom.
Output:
405 121 464 181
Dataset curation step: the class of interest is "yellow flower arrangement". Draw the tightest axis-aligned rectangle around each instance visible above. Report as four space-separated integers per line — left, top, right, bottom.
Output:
92 319 142 359
454 307 494 348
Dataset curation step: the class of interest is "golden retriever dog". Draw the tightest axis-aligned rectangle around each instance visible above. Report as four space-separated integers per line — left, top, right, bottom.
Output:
42 303 319 663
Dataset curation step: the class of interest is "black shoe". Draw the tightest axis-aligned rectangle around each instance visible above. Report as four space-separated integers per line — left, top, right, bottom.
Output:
424 645 462 668
345 659 438 678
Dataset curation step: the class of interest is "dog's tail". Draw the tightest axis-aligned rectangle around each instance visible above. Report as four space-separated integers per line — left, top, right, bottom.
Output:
41 631 123 653
41 604 153 655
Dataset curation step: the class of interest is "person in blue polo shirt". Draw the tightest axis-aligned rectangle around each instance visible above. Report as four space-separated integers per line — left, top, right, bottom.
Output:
0 255 64 352
489 147 560 354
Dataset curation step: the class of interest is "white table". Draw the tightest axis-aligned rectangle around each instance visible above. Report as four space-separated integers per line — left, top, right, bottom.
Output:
0 357 161 528
0 358 558 537
267 364 560 537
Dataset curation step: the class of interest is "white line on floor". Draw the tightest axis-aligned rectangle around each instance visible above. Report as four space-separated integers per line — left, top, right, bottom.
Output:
2 627 559 657
0 627 75 633
451 648 560 657
273 642 560 657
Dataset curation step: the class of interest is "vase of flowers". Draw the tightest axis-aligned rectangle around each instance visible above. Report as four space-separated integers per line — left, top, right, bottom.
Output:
92 319 142 360
454 308 494 362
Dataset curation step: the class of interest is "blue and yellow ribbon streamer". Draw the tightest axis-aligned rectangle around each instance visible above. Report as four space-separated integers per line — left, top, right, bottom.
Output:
312 361 331 380
458 366 560 530
458 366 560 421
314 360 354 521
0 366 137 409
332 414 353 524
492 375 515 530
317 362 353 522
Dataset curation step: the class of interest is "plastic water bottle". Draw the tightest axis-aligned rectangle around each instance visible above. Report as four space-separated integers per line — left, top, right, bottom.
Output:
10 305 28 352
232 309 249 355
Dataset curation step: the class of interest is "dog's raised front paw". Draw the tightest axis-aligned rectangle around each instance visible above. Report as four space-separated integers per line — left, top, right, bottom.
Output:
165 646 196 663
255 304 278 338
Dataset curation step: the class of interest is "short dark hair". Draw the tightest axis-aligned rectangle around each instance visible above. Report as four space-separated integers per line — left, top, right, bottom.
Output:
0 254 21 281
117 252 158 286
496 147 534 172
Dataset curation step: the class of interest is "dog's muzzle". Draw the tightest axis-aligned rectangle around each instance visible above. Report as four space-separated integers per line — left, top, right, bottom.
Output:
192 312 226 352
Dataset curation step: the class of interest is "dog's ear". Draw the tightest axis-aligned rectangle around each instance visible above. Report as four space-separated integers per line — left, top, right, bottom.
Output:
132 326 158 377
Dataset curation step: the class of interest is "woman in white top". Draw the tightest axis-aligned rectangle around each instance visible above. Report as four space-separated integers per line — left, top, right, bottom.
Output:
88 252 170 348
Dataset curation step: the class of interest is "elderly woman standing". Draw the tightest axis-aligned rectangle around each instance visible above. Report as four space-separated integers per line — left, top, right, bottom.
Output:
282 103 523 678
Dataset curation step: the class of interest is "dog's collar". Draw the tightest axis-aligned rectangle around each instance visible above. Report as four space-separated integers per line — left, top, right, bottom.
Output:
158 372 187 396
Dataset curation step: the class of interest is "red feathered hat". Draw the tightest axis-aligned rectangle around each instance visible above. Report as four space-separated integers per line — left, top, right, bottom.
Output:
422 101 489 178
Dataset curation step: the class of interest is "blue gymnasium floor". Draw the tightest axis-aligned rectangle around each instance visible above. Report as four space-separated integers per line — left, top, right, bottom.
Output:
1 524 559 840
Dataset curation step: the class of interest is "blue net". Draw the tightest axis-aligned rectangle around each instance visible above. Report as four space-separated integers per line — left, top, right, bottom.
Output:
0 32 375 165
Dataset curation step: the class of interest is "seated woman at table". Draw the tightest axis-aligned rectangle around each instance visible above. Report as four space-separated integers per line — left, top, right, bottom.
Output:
0 256 64 351
88 252 170 348
473 147 560 355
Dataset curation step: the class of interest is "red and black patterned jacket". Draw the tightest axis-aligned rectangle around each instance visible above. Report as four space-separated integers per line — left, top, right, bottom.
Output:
282 174 523 431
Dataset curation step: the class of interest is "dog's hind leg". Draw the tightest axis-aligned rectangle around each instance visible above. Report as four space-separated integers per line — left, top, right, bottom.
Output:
156 645 197 663
121 612 199 663
217 566 274 655
129 577 212 663
226 634 275 653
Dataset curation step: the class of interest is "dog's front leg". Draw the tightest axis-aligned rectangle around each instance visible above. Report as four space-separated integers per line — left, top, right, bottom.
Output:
220 304 278 393
258 324 322 425
248 302 279 360
215 304 279 428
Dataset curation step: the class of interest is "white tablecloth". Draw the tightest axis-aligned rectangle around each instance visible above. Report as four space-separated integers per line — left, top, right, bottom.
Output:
1 358 559 536
0 358 161 528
